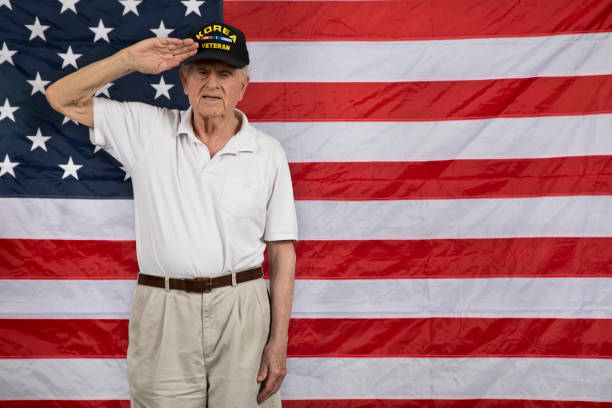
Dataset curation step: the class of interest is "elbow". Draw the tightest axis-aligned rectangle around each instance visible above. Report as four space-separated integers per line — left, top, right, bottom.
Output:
45 80 94 128
45 82 62 113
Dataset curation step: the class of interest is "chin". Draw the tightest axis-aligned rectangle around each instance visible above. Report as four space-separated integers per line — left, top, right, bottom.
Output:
196 107 224 119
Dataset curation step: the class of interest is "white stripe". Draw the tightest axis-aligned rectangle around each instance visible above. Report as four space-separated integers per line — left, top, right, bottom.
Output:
0 359 129 399
248 33 612 82
2 278 611 318
0 198 135 240
283 357 612 401
290 278 612 318
295 196 612 240
3 195 612 240
0 279 136 318
2 357 611 401
256 114 612 162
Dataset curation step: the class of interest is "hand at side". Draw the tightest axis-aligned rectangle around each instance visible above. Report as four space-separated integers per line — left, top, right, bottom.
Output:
256 340 288 404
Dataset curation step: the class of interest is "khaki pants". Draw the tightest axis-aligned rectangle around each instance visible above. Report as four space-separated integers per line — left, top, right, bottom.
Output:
127 276 281 408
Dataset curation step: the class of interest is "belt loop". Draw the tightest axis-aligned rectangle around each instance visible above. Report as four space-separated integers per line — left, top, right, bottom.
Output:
231 271 237 287
164 276 170 291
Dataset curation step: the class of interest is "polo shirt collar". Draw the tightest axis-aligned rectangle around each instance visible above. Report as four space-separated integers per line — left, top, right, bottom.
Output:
176 107 256 154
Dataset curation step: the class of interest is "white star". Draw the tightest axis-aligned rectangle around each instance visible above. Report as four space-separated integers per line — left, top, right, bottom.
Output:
58 46 82 69
26 128 52 152
151 20 174 37
120 166 131 181
0 0 12 10
0 154 19 178
89 19 113 43
27 72 51 95
94 82 114 97
182 0 204 16
0 99 18 122
119 0 142 16
0 42 17 65
59 156 83 180
151 76 174 99
25 17 50 41
62 115 79 125
58 0 79 14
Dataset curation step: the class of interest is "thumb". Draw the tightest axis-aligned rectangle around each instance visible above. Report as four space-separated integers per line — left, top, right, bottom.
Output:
257 358 268 383
158 59 180 72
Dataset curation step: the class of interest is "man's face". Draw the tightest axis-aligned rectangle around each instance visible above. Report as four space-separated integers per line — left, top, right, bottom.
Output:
180 59 249 120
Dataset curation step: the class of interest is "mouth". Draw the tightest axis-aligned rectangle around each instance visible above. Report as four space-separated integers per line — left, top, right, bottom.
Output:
201 95 222 102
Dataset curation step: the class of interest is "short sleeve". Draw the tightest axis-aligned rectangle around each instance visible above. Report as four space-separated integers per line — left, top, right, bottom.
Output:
263 145 299 242
89 97 161 171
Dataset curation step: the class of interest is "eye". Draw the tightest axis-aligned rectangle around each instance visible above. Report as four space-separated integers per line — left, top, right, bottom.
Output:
221 71 232 78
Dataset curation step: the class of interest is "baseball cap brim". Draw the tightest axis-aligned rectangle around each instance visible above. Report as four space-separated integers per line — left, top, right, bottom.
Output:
182 50 248 69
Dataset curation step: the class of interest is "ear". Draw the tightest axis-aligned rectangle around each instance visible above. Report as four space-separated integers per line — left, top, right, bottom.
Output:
238 73 250 102
179 66 189 96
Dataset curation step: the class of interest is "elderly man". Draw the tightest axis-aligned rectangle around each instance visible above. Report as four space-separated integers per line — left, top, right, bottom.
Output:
46 22 297 408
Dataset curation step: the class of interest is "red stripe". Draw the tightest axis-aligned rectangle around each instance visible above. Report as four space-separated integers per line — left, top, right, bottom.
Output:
294 238 612 279
282 400 612 408
0 319 128 358
290 156 612 200
224 0 612 41
0 239 137 279
0 402 129 408
1 401 611 408
239 76 612 122
3 237 612 280
1 318 611 358
287 318 612 358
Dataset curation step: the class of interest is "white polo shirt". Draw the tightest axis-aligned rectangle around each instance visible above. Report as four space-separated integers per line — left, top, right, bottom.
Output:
90 97 298 278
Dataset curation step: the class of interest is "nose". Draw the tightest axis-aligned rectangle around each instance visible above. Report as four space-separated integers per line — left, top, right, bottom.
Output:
206 72 220 89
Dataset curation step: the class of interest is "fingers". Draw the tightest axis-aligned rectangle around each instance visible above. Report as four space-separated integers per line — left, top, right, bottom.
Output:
156 37 194 47
173 45 198 57
257 358 268 383
155 38 197 54
256 352 286 404
171 41 198 53
158 50 197 71
154 40 197 69
256 353 286 404
257 371 285 404
167 49 197 66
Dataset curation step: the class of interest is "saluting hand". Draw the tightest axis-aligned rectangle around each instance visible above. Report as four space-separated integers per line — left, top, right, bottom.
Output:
125 37 199 75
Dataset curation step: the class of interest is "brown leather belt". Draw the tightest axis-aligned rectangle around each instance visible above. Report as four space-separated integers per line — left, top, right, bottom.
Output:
137 266 263 293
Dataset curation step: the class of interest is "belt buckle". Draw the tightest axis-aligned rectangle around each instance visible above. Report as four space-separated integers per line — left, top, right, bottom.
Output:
195 276 214 293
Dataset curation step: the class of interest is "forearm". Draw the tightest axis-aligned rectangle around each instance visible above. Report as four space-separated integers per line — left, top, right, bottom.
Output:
46 37 197 127
267 241 296 346
46 48 133 126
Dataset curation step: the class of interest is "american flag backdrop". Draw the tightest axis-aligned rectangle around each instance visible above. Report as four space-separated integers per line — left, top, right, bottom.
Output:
1 0 612 407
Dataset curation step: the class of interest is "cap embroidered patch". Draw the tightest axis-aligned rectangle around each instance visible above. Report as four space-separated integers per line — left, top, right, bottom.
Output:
183 22 249 68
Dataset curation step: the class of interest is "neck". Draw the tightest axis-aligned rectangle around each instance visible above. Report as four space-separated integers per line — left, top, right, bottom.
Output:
192 110 241 144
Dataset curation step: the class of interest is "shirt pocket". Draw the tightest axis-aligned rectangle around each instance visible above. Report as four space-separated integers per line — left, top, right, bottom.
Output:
221 175 265 218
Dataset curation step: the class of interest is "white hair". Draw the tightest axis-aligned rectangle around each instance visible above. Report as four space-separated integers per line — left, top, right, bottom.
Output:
180 61 249 80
